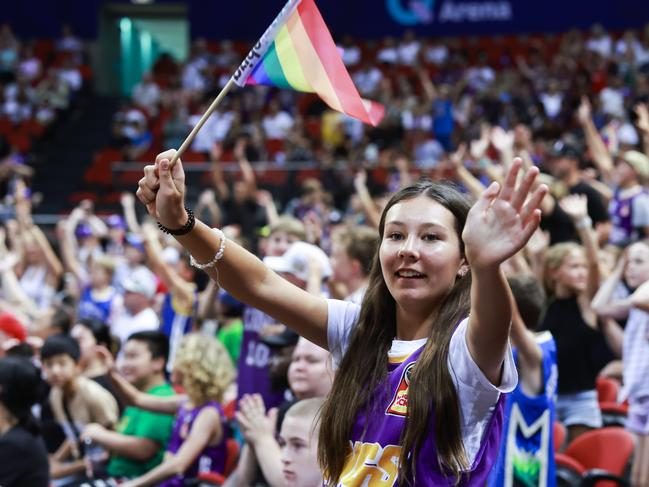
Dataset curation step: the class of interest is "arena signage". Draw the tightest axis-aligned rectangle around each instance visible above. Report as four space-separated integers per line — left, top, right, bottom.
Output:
386 0 513 25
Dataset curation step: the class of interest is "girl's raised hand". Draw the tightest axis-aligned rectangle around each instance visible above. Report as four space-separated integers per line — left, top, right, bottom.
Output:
462 158 548 269
136 150 187 229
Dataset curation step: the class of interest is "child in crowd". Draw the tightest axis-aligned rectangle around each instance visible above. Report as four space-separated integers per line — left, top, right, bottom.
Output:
592 240 649 487
41 334 118 481
75 255 120 324
70 317 121 408
138 151 546 485
278 398 326 487
539 195 614 443
489 275 558 487
81 331 176 481
237 217 305 412
227 337 333 487
329 224 377 303
103 333 235 487
0 356 49 487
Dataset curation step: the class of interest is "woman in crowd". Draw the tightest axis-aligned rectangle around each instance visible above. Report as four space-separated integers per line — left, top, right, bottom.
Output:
136 150 546 485
539 194 614 443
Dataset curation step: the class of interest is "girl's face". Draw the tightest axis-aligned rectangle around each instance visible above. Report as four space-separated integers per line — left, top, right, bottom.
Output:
625 243 649 289
24 242 42 265
70 324 96 364
279 415 321 487
89 264 111 289
287 338 332 400
554 249 588 293
612 159 636 186
380 196 464 314
266 231 299 257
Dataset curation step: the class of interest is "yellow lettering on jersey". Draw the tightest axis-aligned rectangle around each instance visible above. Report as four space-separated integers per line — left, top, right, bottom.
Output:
338 441 401 486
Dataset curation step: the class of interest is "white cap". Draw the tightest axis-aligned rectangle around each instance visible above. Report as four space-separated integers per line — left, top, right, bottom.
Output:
263 241 332 282
122 266 157 299
162 246 180 265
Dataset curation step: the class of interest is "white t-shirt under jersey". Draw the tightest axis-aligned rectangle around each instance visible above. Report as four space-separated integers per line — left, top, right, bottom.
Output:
326 299 517 466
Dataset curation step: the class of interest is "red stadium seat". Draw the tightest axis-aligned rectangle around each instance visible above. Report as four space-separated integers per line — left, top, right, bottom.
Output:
7 130 32 153
222 399 236 421
69 191 98 205
223 438 240 476
596 377 628 426
556 427 633 487
554 421 566 452
265 138 285 160
596 377 620 403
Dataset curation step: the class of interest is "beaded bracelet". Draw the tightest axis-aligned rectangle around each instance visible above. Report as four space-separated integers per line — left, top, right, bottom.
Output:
190 227 226 270
157 207 195 236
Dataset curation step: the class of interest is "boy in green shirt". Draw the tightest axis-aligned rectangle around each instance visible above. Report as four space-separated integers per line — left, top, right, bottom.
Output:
81 331 175 479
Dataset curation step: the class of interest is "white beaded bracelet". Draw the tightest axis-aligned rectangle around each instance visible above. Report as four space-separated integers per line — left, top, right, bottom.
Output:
190 228 226 270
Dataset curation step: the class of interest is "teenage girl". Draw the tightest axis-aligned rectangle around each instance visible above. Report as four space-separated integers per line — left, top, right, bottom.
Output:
137 150 546 485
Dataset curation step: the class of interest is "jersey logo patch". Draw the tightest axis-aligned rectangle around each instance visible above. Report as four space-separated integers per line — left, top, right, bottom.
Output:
386 362 414 417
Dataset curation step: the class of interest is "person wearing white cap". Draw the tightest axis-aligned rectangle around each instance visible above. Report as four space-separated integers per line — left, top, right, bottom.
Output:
263 241 332 295
111 266 160 345
608 150 649 245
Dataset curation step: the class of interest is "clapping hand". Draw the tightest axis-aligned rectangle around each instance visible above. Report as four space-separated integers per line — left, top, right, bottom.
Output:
235 394 278 446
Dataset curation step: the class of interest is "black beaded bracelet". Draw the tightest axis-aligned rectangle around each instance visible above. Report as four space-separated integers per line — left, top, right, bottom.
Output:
157 207 195 235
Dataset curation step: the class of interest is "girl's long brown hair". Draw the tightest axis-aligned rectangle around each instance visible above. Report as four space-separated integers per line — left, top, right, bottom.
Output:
318 180 473 485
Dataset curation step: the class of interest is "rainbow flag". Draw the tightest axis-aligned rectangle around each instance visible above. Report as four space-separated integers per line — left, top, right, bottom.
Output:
232 0 384 126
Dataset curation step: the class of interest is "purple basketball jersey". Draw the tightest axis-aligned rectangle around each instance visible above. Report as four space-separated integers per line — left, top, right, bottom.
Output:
333 345 505 486
160 401 227 487
609 189 648 244
237 306 287 409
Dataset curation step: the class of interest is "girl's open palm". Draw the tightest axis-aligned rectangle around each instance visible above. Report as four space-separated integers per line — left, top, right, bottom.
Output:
462 158 548 269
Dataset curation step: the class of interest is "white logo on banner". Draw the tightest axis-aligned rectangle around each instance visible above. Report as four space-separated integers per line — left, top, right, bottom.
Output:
386 0 512 25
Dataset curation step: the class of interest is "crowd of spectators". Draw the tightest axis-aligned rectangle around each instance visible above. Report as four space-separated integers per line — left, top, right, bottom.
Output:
1 20 649 487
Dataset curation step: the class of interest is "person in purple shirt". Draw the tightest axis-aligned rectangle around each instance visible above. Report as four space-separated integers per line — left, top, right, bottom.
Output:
237 217 305 410
137 149 547 485
102 333 235 487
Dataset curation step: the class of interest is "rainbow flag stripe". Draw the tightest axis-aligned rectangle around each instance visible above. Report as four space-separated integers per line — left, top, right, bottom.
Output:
237 0 384 126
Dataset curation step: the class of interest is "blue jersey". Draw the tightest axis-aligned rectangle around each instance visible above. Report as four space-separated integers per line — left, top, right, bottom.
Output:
78 286 117 323
489 332 558 487
160 292 196 370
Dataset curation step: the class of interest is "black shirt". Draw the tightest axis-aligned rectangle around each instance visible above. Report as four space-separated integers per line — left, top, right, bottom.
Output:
541 181 609 245
540 297 604 394
0 425 49 487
